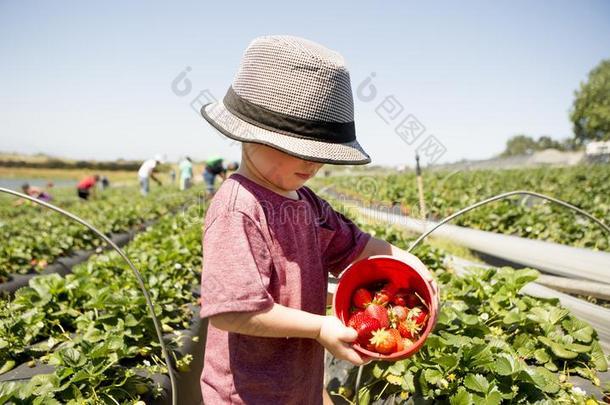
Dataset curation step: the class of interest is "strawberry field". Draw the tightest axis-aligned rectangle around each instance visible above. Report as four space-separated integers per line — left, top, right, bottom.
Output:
0 163 609 404
0 188 193 284
317 165 610 251
0 187 206 403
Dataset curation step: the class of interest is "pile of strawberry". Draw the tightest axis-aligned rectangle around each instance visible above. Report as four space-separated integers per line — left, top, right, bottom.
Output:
346 281 429 355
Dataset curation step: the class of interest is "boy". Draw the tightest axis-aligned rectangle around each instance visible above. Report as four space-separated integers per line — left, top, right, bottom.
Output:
199 35 438 404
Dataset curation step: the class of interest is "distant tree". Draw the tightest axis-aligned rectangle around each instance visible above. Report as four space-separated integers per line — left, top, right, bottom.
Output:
500 134 578 157
537 135 563 150
500 135 539 157
570 59 610 143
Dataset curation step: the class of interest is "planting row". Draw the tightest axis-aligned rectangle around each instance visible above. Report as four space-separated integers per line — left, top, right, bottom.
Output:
0 201 205 404
0 187 201 283
317 165 610 251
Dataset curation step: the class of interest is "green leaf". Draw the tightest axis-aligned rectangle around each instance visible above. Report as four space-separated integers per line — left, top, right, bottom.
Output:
387 360 407 376
494 353 519 376
483 389 503 405
538 336 578 359
548 307 570 325
533 349 550 364
450 387 473 405
562 318 594 343
564 342 591 353
372 363 384 379
590 341 608 372
522 367 561 394
0 360 15 375
502 308 524 324
423 368 443 385
463 373 489 393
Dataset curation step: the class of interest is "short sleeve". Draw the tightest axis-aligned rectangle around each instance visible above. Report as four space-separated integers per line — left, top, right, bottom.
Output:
199 211 275 319
318 199 372 277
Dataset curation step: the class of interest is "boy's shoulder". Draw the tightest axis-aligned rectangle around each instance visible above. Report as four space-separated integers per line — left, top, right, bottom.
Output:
204 175 331 230
204 175 262 229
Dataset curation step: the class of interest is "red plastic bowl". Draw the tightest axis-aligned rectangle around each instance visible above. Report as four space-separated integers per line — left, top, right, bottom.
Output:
333 255 438 361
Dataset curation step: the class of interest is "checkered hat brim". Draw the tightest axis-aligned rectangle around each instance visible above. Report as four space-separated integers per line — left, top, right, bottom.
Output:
201 100 370 165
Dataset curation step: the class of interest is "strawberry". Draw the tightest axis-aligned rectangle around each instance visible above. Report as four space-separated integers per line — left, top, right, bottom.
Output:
352 288 372 309
397 318 421 339
390 305 408 322
347 312 381 346
369 329 397 354
409 306 429 327
405 293 422 308
373 282 399 305
391 291 408 306
350 309 364 317
388 329 404 352
365 303 390 328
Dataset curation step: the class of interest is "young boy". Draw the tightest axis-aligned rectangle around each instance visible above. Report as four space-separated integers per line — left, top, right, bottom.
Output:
199 35 438 404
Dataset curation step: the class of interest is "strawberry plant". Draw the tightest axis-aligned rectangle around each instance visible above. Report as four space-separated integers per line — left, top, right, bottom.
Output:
0 199 206 403
315 164 610 251
0 186 201 283
324 199 609 404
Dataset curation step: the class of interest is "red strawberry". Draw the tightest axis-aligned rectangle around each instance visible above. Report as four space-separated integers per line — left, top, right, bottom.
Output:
390 305 408 322
391 291 408 306
365 304 390 328
369 329 397 354
373 282 399 305
347 312 381 346
352 288 372 309
350 309 364 317
388 329 404 352
397 318 421 339
409 306 428 327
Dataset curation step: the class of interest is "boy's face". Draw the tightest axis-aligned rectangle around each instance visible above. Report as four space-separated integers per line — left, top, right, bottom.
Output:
243 143 324 191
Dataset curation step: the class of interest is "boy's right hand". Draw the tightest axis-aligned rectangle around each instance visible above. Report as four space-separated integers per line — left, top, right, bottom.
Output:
316 316 370 366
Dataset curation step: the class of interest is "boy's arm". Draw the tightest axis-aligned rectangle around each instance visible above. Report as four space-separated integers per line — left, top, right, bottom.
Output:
209 303 369 366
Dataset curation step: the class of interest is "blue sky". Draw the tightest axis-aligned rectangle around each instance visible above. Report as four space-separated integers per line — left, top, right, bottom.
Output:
1 0 609 166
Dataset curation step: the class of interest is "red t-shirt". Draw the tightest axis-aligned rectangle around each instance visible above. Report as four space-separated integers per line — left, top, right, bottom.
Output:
199 173 371 404
77 176 96 190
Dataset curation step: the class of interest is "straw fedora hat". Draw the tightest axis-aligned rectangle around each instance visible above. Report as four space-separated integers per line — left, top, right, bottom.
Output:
200 35 370 165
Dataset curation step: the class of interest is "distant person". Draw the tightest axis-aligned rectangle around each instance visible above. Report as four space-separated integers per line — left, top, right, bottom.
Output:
179 157 194 191
16 183 52 205
138 155 163 196
77 174 100 200
100 176 110 190
170 169 176 184
202 157 238 194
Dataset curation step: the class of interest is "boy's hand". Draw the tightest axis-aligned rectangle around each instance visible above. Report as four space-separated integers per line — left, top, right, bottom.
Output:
393 250 439 297
316 316 370 366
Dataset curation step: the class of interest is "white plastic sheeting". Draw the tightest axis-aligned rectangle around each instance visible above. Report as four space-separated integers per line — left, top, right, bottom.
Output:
357 206 610 284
